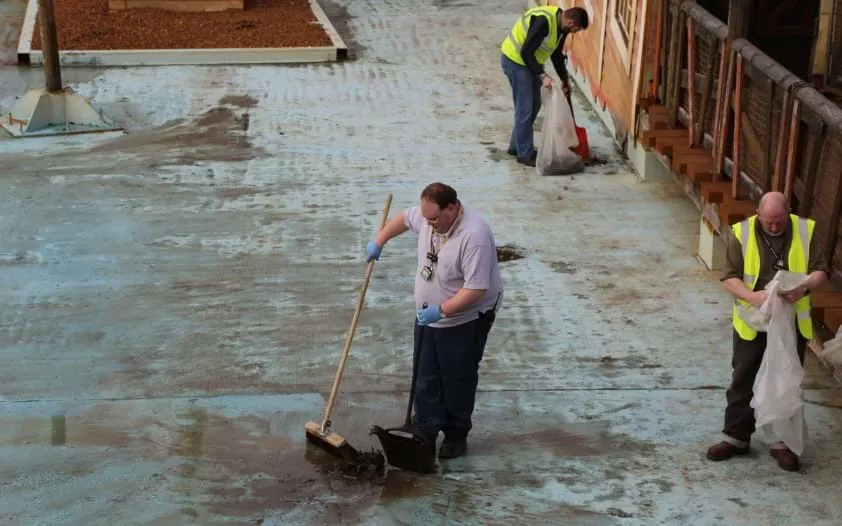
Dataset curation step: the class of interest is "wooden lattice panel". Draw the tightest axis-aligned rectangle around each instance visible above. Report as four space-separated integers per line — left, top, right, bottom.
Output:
739 74 768 187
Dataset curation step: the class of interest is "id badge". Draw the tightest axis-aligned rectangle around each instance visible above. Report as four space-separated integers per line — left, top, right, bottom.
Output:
420 266 433 281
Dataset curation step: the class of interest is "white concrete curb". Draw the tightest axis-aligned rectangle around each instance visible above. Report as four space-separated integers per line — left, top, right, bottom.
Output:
16 0 348 67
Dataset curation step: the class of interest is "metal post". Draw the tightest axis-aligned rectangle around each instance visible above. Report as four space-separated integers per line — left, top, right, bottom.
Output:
37 0 62 93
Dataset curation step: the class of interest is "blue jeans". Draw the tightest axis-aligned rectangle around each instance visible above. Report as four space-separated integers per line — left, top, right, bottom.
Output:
501 54 542 158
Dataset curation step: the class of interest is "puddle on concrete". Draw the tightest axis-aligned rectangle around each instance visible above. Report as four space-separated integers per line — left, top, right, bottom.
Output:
550 260 577 274
3 105 265 176
473 421 629 458
497 244 525 262
485 145 506 162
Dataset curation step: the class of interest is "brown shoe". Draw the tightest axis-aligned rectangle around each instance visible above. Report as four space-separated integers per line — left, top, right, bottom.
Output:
769 448 800 472
706 441 750 461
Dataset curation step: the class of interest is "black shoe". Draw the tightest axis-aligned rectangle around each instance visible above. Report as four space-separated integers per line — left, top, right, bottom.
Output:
516 155 536 167
508 148 536 157
439 436 467 459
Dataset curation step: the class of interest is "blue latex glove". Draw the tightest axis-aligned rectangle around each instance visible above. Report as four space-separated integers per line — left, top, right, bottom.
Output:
366 240 382 262
416 304 442 326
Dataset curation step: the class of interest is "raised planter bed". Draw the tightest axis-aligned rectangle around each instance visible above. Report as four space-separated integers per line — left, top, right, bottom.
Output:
108 0 244 11
17 0 348 66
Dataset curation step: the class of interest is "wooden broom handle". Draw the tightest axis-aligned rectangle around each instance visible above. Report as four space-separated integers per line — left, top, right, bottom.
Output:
321 193 393 431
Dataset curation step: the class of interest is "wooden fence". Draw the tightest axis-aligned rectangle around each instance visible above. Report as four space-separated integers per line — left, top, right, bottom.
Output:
642 0 842 336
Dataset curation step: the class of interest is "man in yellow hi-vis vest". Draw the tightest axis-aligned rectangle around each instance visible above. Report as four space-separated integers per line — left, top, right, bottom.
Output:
706 192 828 472
500 6 589 167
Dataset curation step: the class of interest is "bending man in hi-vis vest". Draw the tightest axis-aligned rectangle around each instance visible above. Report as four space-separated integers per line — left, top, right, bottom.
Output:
707 191 828 472
500 5 589 167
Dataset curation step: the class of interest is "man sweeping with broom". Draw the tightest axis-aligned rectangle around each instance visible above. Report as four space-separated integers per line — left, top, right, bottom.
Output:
366 183 503 463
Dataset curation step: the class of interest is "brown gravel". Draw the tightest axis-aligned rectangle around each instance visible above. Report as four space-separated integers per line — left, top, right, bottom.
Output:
32 0 333 50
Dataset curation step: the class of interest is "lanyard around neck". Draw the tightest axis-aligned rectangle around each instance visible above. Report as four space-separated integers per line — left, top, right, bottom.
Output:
428 205 463 256
757 226 785 265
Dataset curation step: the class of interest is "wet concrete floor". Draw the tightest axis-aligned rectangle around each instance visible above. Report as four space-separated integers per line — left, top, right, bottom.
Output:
2 0 842 524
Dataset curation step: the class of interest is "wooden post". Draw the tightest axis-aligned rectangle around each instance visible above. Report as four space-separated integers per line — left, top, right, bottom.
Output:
666 2 682 121
669 9 687 127
772 89 791 191
783 99 801 206
711 42 727 159
653 0 665 100
731 54 744 200
726 0 753 43
687 17 696 147
716 0 753 181
37 0 62 93
716 50 735 177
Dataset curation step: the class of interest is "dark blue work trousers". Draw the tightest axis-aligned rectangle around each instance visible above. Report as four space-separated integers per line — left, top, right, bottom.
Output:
501 54 542 158
413 309 496 441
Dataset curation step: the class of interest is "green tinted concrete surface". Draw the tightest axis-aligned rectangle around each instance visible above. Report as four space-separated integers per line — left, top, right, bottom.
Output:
2 0 842 524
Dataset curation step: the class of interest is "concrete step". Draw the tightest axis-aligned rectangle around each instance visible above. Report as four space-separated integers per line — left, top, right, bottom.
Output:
700 181 732 204
645 104 671 130
822 307 842 335
718 199 755 226
811 284 842 331
687 162 718 184
640 127 687 150
670 147 711 174
653 130 691 157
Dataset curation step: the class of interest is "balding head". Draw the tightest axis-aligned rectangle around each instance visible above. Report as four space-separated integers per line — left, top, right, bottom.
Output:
757 191 789 236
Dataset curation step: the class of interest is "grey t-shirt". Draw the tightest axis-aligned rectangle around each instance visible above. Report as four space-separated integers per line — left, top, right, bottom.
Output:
404 203 504 328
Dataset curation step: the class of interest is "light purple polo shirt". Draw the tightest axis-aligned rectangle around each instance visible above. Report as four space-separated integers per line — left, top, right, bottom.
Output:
404 203 503 328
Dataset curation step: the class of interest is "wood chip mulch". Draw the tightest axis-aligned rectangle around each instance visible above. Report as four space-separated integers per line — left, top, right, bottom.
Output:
32 0 333 50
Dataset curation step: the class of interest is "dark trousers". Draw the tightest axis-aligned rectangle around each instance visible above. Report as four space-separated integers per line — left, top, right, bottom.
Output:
501 54 541 158
723 328 807 442
413 309 495 441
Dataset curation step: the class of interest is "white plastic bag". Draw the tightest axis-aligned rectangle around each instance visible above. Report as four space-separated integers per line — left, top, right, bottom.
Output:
536 82 584 176
748 272 810 455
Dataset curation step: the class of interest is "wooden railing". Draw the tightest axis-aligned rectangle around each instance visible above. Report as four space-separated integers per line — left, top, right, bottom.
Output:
642 0 842 336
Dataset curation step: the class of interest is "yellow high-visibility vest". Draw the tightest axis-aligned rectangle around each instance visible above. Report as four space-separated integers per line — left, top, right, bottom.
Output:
500 6 562 67
731 214 815 340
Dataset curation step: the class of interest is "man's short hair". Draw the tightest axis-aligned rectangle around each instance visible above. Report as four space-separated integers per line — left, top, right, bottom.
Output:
563 7 589 29
421 183 459 209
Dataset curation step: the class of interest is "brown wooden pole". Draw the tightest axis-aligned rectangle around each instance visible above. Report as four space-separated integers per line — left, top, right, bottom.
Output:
771 89 791 192
783 99 801 206
669 13 686 127
687 17 696 147
37 0 62 93
731 54 744 200
712 42 727 159
716 50 736 178
653 0 665 99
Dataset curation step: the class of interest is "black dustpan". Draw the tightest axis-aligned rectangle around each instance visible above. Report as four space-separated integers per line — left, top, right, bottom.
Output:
371 321 437 474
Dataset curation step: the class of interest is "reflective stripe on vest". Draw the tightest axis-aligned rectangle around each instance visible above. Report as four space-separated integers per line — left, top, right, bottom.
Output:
500 6 561 67
731 214 815 340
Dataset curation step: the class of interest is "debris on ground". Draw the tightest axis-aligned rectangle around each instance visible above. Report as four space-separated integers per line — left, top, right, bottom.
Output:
496 244 525 262
312 448 387 484
583 155 608 166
